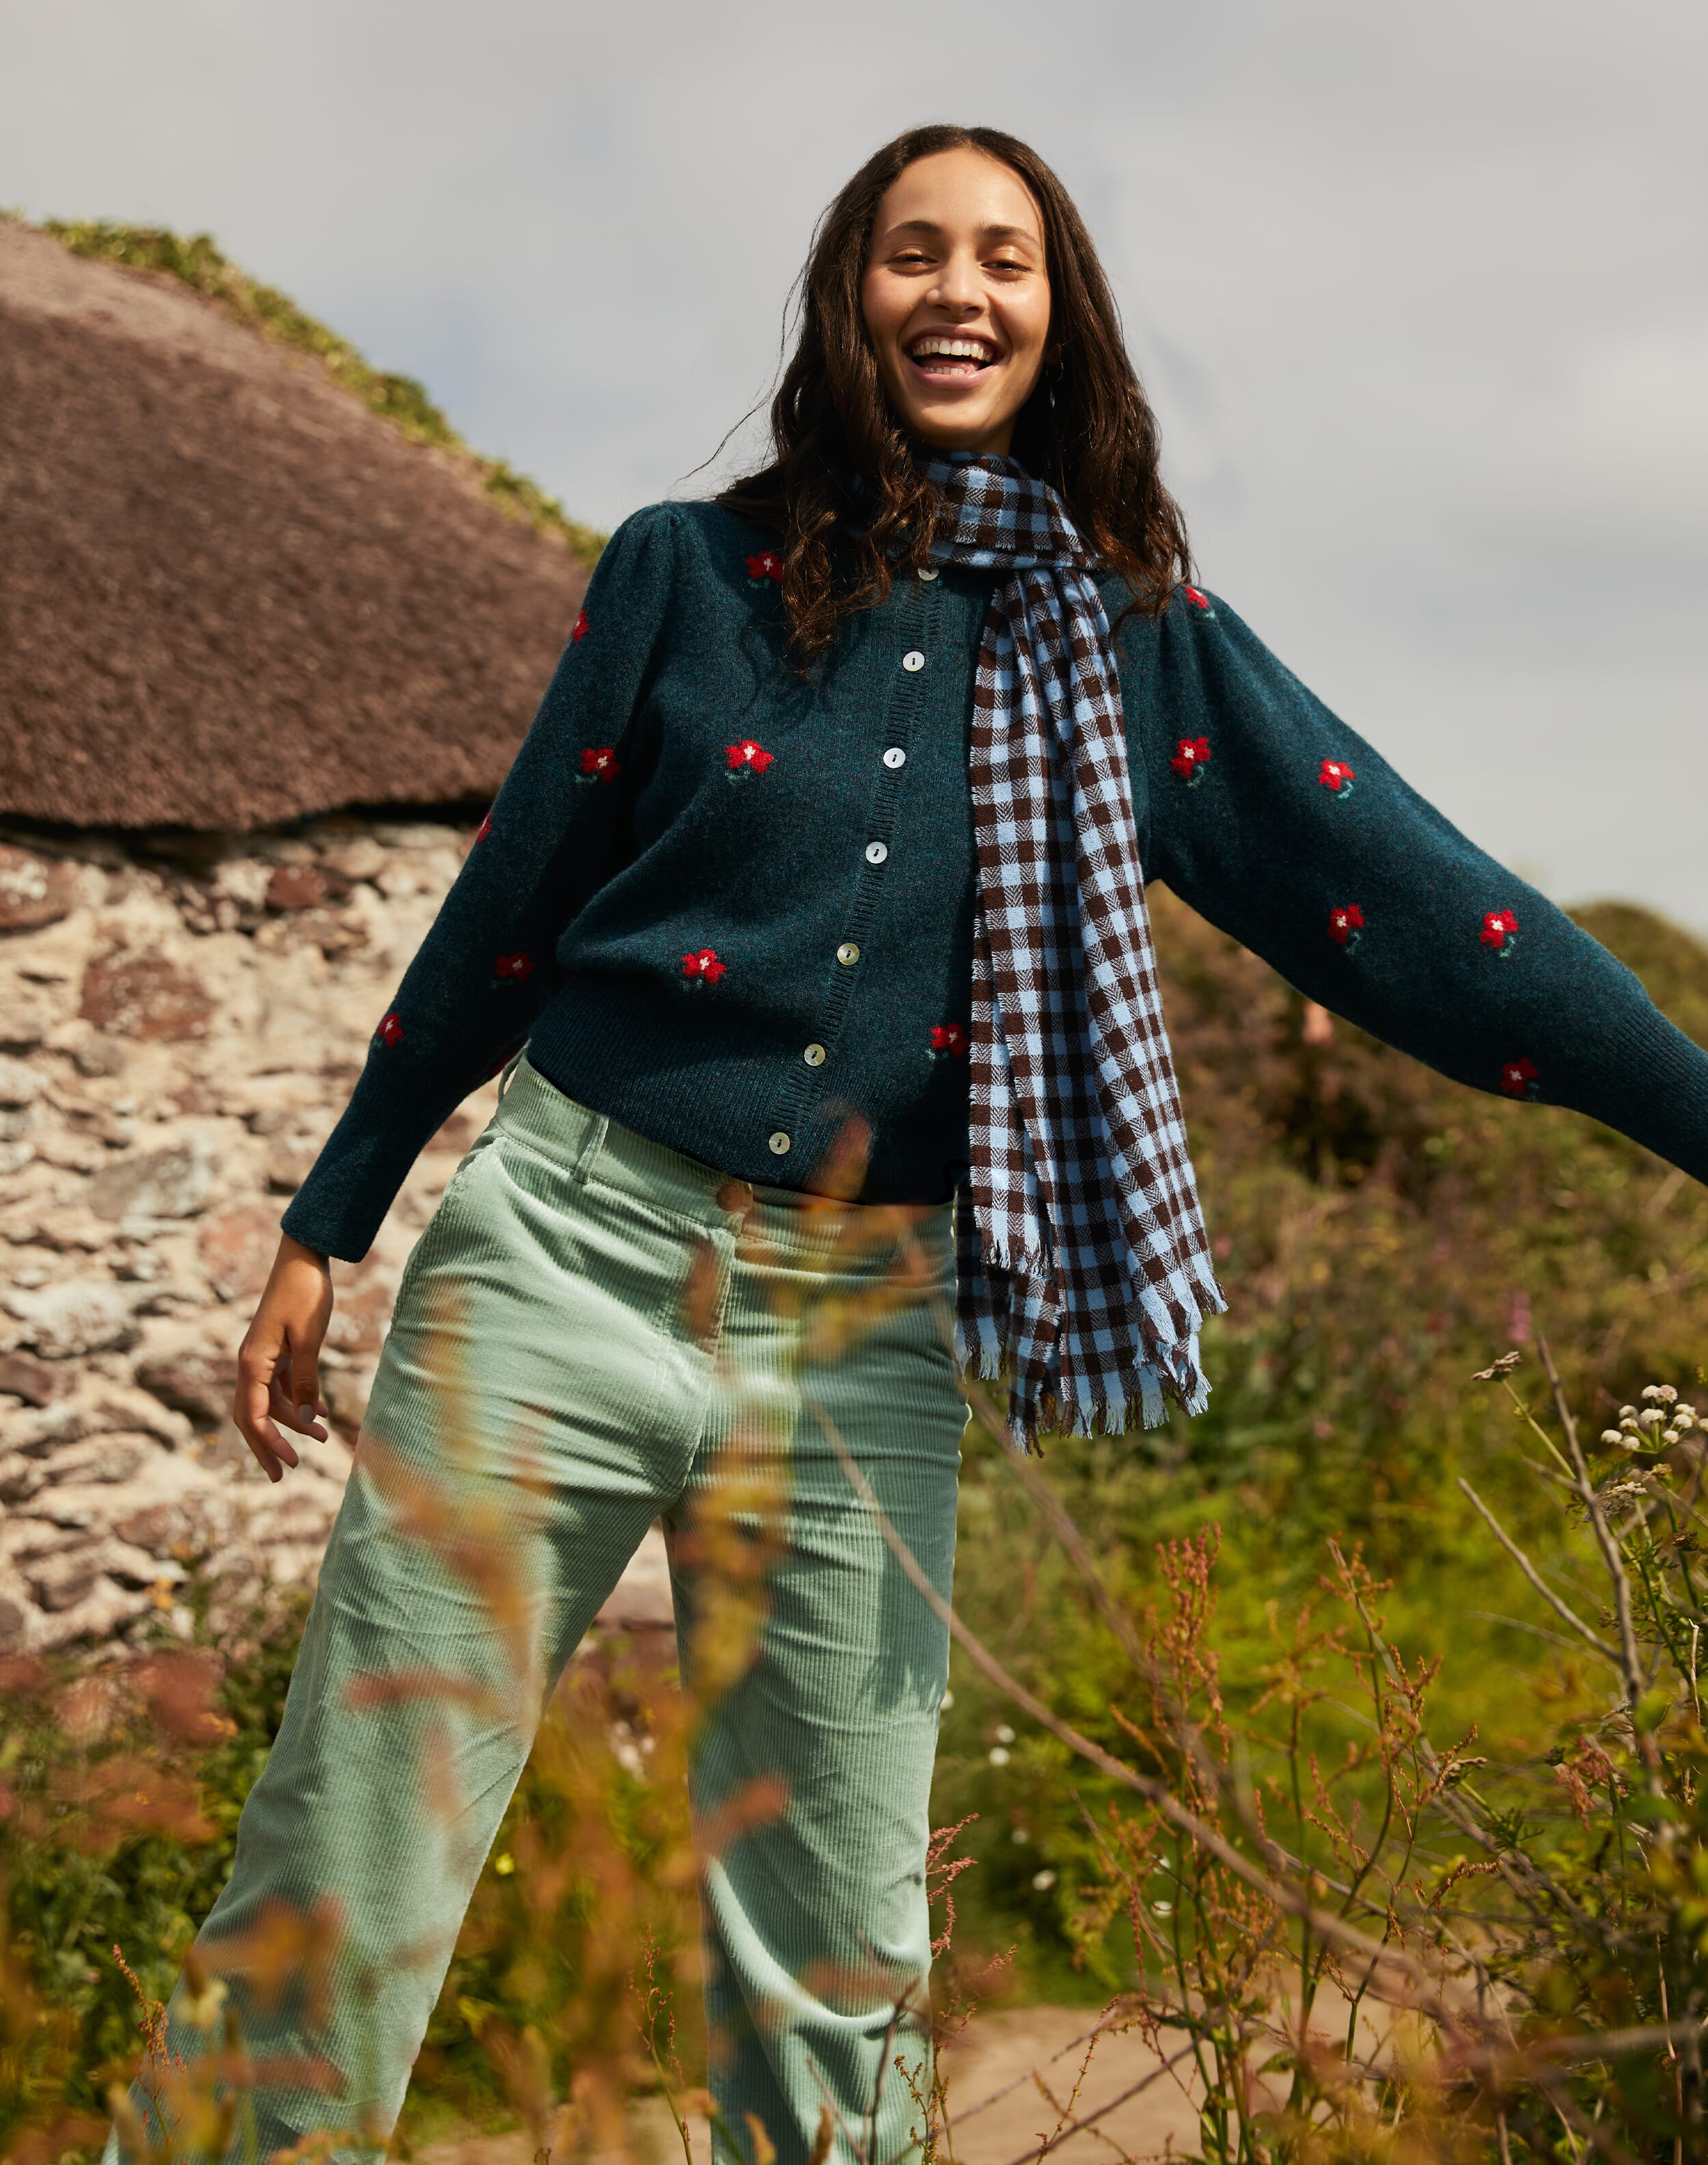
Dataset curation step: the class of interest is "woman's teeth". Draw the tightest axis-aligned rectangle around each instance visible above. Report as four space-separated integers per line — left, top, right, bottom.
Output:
909 338 995 375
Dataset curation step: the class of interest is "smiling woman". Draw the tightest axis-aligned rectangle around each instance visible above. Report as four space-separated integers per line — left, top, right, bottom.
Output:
111 118 1708 2165
859 148 1055 452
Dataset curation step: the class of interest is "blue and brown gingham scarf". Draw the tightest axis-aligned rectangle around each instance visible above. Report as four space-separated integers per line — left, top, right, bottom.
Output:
924 452 1225 1447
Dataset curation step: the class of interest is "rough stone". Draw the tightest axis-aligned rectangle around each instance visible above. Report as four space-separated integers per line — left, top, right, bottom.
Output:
0 815 662 1654
0 1348 68 1404
199 1202 280 1301
85 1139 217 1222
0 1054 44 1107
3 1279 144 1359
264 864 328 912
135 1346 238 1430
79 948 215 1041
0 845 77 931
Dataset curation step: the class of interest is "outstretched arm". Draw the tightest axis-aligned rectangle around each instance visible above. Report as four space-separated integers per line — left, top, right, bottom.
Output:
1128 587 1708 1184
279 504 680 1263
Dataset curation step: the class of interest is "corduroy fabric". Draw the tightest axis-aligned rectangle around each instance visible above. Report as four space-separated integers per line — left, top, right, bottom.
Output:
120 1058 965 2165
281 498 1708 1305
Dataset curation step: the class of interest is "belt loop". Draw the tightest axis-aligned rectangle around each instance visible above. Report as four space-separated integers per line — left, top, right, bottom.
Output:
496 1048 525 1103
571 1107 610 1185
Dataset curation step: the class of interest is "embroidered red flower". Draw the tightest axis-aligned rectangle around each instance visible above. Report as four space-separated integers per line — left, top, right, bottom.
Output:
473 810 493 844
726 739 775 774
375 1010 404 1046
681 948 726 984
1171 735 1211 783
580 746 620 782
1319 758 1355 793
570 606 590 643
746 550 784 584
1500 1056 1539 1099
1480 908 1519 951
1182 585 1215 614
494 951 534 982
930 1024 968 1057
1327 903 1365 947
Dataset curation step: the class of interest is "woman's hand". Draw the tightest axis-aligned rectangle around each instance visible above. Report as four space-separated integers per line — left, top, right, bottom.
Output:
234 1235 335 1482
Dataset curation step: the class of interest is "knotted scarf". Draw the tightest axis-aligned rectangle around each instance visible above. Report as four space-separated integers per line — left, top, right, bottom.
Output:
922 452 1226 1447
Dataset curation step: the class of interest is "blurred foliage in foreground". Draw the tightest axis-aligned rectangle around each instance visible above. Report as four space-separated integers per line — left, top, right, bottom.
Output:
20 217 607 570
4 893 1707 2160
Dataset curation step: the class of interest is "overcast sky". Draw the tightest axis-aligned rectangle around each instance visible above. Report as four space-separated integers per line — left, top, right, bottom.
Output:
4 0 1705 927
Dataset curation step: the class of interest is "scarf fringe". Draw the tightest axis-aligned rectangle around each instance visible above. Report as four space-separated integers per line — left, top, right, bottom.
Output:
956 1247 1225 1455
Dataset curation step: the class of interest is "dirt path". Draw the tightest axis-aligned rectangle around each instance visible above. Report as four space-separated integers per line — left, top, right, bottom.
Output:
419 2003 1202 2165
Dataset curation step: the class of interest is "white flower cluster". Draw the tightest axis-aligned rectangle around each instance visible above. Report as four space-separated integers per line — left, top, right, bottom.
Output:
1600 1385 1698 1454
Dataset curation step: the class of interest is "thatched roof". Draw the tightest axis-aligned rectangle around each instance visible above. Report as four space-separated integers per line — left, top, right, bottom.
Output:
0 221 594 831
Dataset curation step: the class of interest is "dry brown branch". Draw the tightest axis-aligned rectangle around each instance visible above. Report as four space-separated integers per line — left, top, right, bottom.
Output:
805 1389 1466 2032
1457 1477 1623 1670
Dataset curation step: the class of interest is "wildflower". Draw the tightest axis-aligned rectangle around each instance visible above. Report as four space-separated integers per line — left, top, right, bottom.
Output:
995 1724 1015 1744
1599 1430 1626 1447
726 739 775 773
1171 735 1211 784
1032 1869 1058 1892
988 1745 1010 1767
579 746 620 782
493 1853 515 1877
1643 1383 1679 1404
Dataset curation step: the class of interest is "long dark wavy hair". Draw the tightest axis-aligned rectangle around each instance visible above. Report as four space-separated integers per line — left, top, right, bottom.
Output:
715 123 1191 656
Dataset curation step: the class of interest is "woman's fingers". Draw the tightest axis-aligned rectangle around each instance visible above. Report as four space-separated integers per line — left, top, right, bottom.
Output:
236 1349 299 1482
234 1236 336 1482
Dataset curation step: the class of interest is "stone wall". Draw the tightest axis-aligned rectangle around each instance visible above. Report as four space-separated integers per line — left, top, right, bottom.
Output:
0 818 674 1657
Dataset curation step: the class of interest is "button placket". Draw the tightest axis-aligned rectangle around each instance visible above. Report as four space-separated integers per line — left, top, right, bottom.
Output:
764 579 931 1162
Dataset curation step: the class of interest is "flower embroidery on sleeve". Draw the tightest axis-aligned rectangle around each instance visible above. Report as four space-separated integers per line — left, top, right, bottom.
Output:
473 809 493 844
578 746 620 785
1500 1056 1540 1100
1327 903 1364 949
570 606 590 644
1181 585 1217 620
746 549 784 586
1318 758 1356 796
374 1010 404 1047
1480 908 1519 956
726 739 775 778
1171 735 1211 787
681 948 726 988
493 951 534 986
929 1024 968 1059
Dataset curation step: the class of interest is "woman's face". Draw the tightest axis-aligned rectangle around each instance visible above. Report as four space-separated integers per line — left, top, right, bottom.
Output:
861 147 1052 459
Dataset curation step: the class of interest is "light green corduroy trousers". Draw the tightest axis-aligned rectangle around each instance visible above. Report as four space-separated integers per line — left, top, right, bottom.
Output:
117 1057 966 2165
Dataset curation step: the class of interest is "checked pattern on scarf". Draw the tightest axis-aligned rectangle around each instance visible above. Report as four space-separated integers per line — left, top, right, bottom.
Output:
923 454 1226 1446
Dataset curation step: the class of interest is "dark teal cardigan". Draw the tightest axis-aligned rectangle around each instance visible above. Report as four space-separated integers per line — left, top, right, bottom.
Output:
282 501 1708 1262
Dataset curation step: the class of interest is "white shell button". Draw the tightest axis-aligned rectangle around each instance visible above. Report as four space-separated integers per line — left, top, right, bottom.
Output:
803 1044 827 1067
864 842 888 865
902 650 925 672
883 747 906 770
769 1131 791 1155
918 567 939 582
836 942 860 966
